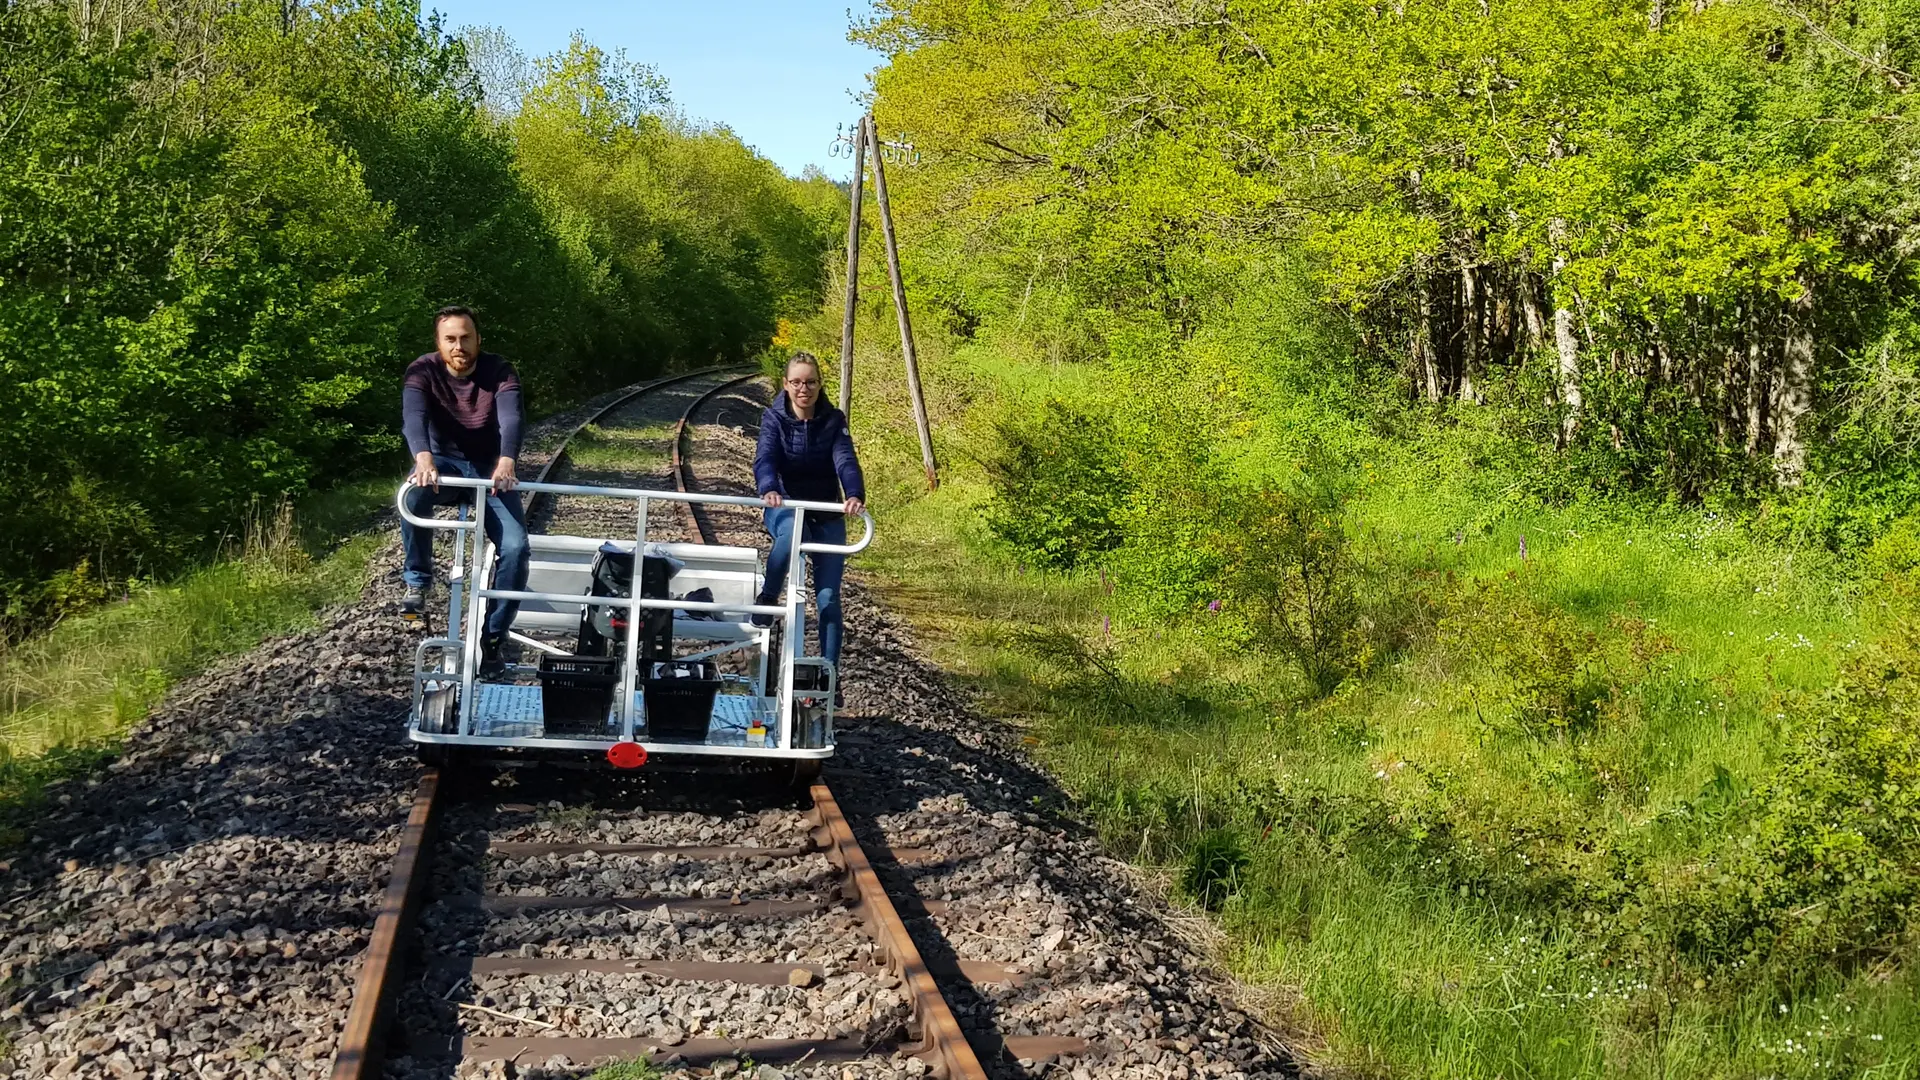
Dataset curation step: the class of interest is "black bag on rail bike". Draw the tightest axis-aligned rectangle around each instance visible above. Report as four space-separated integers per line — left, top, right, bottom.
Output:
575 544 673 662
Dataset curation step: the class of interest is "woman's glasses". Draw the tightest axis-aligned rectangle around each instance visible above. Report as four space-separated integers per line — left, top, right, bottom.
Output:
786 378 820 388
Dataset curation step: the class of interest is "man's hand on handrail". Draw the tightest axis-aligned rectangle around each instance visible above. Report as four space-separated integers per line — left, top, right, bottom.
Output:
762 491 783 508
410 451 440 491
492 456 518 493
844 496 864 516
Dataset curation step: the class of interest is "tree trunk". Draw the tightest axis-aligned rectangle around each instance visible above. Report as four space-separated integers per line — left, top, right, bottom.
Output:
1550 260 1582 441
1745 316 1767 455
1718 329 1738 450
1459 265 1483 403
1519 272 1546 348
1772 282 1815 485
1416 278 1440 402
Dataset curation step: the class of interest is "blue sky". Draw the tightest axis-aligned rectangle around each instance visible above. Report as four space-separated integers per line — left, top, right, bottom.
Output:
426 1 882 179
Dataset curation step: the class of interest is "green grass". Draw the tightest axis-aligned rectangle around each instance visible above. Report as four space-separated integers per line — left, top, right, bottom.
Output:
566 420 679 474
0 492 386 847
587 1059 663 1080
846 442 1920 1078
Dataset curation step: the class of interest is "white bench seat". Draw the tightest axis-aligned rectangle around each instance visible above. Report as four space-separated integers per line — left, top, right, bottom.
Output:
508 535 785 642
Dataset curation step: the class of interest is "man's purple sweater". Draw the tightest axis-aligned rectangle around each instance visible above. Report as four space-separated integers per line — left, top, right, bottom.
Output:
402 352 523 470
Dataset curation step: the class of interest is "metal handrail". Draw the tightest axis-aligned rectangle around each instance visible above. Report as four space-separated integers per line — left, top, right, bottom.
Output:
395 477 875 556
399 474 875 747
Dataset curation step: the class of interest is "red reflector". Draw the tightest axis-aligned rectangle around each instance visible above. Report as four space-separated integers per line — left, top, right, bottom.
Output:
610 616 628 629
607 742 647 769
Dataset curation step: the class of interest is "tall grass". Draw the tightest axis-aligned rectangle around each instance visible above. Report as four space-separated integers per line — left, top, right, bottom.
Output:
0 498 382 838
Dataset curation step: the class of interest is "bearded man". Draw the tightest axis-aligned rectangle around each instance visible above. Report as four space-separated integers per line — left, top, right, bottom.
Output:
399 305 527 676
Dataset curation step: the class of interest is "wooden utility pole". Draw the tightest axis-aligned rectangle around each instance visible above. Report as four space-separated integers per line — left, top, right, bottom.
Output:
865 119 939 490
838 116 867 417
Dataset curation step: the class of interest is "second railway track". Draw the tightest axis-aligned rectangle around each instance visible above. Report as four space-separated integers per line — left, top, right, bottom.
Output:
334 370 994 1080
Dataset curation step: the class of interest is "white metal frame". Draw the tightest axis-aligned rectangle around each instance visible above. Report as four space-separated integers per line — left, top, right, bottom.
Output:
397 477 873 760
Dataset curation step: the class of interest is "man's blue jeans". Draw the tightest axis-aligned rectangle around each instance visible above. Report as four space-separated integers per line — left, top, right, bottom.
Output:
401 455 529 638
755 506 846 666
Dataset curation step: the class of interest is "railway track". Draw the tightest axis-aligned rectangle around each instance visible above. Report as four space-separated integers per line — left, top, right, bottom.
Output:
0 371 1293 1080
330 370 992 1080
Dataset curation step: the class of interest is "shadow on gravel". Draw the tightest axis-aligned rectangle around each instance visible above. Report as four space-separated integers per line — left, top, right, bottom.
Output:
829 718 1091 1075
0 599 429 1073
0 681 416 896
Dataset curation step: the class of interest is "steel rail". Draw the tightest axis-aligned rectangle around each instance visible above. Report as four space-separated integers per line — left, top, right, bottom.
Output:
332 368 989 1080
329 770 443 1080
528 364 748 513
811 782 989 1080
671 370 764 544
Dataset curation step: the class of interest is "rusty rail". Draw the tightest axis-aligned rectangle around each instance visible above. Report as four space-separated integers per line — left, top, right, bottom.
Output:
811 782 989 1080
671 370 763 544
329 769 443 1080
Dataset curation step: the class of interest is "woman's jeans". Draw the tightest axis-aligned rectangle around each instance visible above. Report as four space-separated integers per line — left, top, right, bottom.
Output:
755 506 846 666
400 455 529 638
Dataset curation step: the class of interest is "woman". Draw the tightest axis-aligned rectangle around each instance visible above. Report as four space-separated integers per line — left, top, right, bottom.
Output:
752 352 866 682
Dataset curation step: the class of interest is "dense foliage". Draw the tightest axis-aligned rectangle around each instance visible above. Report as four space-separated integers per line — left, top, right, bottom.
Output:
857 0 1920 525
0 0 836 632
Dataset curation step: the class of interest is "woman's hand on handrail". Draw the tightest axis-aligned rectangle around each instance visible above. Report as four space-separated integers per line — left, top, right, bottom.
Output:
761 490 863 516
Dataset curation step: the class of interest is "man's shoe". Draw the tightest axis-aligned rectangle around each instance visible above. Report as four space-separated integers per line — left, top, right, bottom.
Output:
750 613 775 629
399 584 428 618
479 633 507 678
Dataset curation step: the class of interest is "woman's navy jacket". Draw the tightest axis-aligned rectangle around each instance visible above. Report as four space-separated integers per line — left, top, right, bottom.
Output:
754 391 866 504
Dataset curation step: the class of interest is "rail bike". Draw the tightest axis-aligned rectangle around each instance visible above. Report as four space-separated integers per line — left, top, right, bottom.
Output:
396 476 872 782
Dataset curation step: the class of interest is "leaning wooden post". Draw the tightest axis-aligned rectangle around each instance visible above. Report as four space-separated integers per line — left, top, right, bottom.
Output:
838 116 868 417
865 119 939 490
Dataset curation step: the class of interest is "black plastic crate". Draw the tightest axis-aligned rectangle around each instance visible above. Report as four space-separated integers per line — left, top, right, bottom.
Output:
538 654 619 733
643 659 720 742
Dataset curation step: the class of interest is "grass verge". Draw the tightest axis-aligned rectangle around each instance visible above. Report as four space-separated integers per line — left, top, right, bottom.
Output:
0 493 386 848
864 466 1920 1068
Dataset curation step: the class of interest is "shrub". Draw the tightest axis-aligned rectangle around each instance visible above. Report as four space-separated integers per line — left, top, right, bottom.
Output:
984 399 1133 570
1438 576 1674 740
1182 829 1251 912
1640 604 1920 985
1864 514 1920 579
1202 454 1372 694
